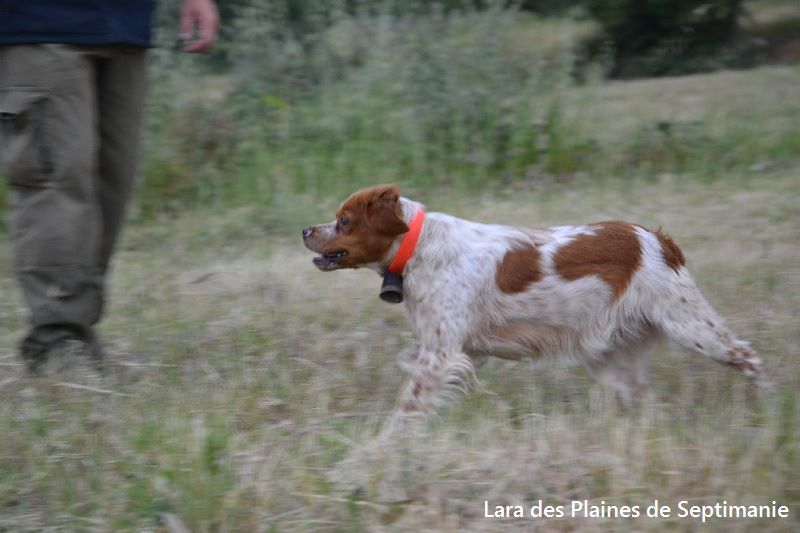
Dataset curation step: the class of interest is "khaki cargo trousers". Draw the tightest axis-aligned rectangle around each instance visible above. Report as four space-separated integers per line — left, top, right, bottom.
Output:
0 44 147 350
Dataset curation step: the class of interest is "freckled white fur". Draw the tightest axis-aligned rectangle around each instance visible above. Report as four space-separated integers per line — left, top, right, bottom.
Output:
303 193 766 436
370 197 765 432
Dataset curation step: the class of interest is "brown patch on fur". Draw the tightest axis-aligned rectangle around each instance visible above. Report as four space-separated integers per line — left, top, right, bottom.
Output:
346 184 409 237
727 358 758 373
725 346 761 375
307 184 409 269
728 347 752 360
554 221 642 300
496 245 542 294
653 228 685 272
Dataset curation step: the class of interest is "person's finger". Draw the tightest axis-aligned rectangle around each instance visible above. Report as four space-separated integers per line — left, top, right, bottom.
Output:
179 7 194 40
184 15 218 52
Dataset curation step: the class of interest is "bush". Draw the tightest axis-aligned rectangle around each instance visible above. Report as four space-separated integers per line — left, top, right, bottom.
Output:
133 1 800 219
137 3 593 217
585 0 744 77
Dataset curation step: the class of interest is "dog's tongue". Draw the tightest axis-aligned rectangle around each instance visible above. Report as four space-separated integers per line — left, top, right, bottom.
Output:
313 256 336 271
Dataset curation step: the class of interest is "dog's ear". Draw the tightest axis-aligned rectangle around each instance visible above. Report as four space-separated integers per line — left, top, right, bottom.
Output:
366 185 409 236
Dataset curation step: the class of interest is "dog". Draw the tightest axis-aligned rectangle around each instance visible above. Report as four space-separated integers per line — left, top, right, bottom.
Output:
303 184 764 431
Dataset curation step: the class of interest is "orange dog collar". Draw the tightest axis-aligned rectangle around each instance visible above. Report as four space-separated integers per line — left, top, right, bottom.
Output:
387 208 425 276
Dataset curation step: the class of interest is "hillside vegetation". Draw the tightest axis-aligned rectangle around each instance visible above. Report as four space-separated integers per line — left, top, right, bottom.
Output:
1 5 799 532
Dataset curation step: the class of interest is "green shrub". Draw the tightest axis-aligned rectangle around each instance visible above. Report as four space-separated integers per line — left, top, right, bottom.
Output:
585 0 744 77
137 4 591 217
130 3 800 219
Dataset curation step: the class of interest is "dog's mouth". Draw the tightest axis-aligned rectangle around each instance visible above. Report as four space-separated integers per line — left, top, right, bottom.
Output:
313 250 348 271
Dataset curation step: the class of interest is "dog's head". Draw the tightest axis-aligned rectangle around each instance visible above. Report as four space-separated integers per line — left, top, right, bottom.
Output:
303 184 410 271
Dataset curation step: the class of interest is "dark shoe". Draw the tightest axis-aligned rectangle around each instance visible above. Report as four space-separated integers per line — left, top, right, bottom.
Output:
18 328 105 375
19 338 49 373
82 329 105 364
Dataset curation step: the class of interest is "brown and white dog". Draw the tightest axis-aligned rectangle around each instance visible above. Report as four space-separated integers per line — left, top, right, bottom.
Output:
303 185 764 431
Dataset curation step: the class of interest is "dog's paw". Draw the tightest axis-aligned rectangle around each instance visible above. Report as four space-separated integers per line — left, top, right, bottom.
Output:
327 438 414 505
327 440 383 493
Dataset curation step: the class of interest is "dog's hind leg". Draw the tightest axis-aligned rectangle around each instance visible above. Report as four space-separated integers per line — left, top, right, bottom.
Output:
585 329 660 407
649 275 765 384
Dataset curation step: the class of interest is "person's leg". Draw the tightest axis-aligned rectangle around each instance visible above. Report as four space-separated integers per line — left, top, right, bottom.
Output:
0 44 103 367
95 46 148 273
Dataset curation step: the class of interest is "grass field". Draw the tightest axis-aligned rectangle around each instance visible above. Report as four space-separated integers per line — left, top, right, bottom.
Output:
1 58 800 533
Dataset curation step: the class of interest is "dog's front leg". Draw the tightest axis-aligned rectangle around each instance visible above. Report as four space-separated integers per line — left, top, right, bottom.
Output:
333 345 473 500
380 344 474 438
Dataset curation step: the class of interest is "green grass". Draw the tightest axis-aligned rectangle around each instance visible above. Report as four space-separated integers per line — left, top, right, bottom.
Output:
1 157 799 531
1 7 800 531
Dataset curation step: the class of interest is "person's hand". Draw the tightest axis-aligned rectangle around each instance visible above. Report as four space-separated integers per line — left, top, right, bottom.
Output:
179 0 219 53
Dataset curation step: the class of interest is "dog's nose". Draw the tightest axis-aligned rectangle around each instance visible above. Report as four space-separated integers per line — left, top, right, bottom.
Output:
302 227 313 239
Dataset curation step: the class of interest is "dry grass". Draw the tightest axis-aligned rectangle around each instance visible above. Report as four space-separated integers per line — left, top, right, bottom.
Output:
1 68 800 531
573 66 800 139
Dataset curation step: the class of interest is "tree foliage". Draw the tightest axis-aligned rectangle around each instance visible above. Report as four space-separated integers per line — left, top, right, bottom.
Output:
585 0 745 77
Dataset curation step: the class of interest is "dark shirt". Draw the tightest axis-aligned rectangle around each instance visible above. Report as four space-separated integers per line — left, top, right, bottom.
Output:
0 0 157 47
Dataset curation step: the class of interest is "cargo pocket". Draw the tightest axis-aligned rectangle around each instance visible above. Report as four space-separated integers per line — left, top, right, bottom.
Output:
0 87 53 186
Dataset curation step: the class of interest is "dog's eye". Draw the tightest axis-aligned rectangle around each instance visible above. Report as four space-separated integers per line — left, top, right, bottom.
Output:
339 217 350 228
